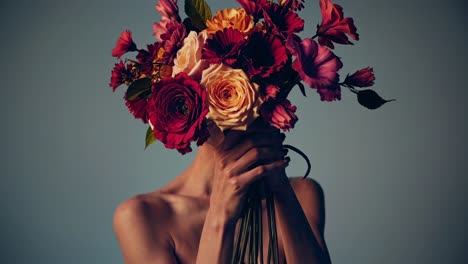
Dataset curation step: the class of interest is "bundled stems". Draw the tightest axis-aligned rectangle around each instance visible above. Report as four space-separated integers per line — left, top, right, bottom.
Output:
231 181 280 264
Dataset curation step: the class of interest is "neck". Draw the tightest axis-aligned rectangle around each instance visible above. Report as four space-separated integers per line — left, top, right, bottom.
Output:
174 143 217 198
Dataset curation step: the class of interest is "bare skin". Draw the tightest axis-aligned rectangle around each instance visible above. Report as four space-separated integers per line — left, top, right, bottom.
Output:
113 123 332 264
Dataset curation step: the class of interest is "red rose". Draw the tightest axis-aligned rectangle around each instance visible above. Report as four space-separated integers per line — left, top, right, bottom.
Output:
147 72 209 154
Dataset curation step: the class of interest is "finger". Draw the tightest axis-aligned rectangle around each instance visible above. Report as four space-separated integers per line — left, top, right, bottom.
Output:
229 147 287 176
235 158 289 191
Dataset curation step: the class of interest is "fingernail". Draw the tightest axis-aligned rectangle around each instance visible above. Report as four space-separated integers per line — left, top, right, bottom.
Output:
285 156 291 163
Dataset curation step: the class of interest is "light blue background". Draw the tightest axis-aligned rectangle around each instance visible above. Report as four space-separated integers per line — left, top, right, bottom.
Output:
1 0 467 263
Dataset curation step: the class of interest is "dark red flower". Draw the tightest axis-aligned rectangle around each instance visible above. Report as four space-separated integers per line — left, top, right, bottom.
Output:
316 0 359 49
147 72 209 154
286 36 342 100
159 20 187 64
155 0 181 22
263 3 304 37
261 99 298 131
136 42 166 75
280 0 305 11
112 30 138 58
124 92 149 124
109 61 135 92
262 84 280 100
240 31 288 79
344 67 375 88
317 84 341 102
236 0 268 21
202 28 245 67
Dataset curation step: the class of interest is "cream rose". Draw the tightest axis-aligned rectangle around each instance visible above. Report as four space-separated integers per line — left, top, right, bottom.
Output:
172 31 209 79
200 64 262 131
205 8 254 35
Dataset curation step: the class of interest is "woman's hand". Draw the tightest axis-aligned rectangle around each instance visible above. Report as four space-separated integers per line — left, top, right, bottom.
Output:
208 129 289 226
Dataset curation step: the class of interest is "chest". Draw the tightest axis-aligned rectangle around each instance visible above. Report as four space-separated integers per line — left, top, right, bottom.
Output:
170 201 285 264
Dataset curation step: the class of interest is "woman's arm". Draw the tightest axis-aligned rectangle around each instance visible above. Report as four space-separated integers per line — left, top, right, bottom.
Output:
273 175 332 264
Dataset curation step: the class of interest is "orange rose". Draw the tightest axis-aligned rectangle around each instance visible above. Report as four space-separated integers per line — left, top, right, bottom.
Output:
201 64 262 131
205 8 254 35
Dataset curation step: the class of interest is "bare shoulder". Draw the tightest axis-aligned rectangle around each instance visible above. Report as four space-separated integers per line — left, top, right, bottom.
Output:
288 177 326 232
113 193 177 263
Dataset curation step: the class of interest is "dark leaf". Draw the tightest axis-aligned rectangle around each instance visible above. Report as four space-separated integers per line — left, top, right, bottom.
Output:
182 18 201 33
357 89 395 109
297 82 307 97
145 126 156 149
126 78 152 101
184 0 212 31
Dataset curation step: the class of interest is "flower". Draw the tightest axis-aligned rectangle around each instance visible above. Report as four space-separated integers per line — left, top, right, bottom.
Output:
147 72 209 154
263 3 304 37
112 30 138 58
155 0 181 22
343 67 375 88
153 18 171 42
159 20 188 64
124 92 149 123
286 36 343 100
202 27 245 67
205 8 254 35
280 0 305 11
236 0 268 21
173 31 208 77
261 99 298 131
200 64 262 131
316 0 359 49
262 84 280 100
317 84 341 101
239 31 288 79
109 61 135 91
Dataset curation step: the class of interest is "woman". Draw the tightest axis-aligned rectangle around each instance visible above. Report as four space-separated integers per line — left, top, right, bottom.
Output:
113 120 332 263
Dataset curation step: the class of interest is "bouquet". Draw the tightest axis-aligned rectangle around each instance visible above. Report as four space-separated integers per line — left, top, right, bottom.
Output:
109 0 394 262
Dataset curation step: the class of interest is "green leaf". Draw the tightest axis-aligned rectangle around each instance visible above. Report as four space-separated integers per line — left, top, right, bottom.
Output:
184 0 212 31
145 126 156 150
126 78 152 101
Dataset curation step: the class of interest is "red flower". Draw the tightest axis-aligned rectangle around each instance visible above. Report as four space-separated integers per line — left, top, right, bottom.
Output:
236 0 268 21
124 92 149 124
155 0 180 22
136 42 167 75
112 30 138 58
202 28 245 67
147 73 209 154
261 99 298 131
344 67 375 88
159 20 187 64
280 0 305 11
263 3 304 37
109 61 135 91
286 36 342 101
317 84 341 102
262 84 280 100
240 31 288 79
316 0 359 49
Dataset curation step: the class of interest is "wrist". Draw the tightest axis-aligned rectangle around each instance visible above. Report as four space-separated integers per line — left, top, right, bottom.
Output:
206 207 237 231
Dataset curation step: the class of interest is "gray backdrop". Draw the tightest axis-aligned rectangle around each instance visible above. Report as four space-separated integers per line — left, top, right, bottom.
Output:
1 0 467 263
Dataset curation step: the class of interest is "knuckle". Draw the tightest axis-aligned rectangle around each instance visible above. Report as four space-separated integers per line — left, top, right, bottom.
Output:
255 166 266 175
228 178 242 193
